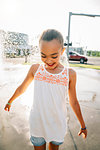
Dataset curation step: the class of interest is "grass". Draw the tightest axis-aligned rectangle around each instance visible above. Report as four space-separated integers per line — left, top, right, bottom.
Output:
23 62 32 65
23 62 100 70
69 63 100 70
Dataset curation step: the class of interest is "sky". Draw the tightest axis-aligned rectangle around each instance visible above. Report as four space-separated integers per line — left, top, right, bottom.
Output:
0 0 100 50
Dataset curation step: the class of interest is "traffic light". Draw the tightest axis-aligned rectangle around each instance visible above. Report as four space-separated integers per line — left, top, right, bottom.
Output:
64 42 72 46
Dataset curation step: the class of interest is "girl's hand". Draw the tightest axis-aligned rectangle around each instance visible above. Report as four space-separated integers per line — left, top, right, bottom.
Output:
4 103 11 112
78 128 87 139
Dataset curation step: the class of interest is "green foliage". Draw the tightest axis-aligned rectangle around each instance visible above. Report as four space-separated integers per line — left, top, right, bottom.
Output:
87 50 100 57
69 63 100 70
96 51 100 57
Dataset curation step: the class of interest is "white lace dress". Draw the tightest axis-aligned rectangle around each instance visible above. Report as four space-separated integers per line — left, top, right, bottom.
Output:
29 64 69 143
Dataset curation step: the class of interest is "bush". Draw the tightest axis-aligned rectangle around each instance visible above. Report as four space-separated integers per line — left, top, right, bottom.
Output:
87 50 100 57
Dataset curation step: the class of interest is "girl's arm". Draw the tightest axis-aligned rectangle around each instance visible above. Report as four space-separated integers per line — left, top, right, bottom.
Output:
68 68 87 139
4 64 39 111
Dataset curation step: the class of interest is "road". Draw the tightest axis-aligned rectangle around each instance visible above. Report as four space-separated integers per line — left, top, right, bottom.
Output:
69 57 100 66
4 56 100 66
87 57 100 66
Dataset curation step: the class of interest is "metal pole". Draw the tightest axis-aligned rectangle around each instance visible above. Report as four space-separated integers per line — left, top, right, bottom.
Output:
66 12 100 59
71 13 100 17
67 12 72 59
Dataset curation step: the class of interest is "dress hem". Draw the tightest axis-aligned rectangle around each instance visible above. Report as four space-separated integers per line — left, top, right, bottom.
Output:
30 133 65 143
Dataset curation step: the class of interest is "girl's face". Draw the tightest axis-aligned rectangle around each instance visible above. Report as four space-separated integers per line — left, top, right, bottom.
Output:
40 39 63 70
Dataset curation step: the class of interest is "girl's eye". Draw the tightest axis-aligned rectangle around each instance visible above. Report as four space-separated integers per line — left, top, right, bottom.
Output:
52 56 58 59
41 55 58 59
41 55 46 58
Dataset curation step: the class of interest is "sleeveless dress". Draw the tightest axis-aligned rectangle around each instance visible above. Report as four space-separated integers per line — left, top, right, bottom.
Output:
29 64 69 143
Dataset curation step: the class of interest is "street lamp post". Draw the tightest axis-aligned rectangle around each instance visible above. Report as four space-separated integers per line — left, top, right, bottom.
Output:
67 12 100 58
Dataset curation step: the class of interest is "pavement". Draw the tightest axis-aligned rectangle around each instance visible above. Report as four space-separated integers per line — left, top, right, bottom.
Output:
69 57 100 66
61 67 100 150
0 64 100 150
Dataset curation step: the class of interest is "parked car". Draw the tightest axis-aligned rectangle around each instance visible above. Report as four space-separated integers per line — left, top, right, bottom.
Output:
69 51 88 64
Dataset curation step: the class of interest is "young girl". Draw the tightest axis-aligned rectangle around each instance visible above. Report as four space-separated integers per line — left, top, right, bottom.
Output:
4 29 87 150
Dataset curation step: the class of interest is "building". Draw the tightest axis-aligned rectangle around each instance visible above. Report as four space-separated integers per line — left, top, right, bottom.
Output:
2 31 31 57
69 46 84 55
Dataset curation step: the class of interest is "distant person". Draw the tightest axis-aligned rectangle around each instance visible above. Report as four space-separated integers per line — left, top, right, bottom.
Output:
4 29 87 150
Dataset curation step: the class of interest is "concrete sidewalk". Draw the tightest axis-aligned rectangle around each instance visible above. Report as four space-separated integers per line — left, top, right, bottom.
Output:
60 100 100 150
0 65 100 150
60 68 100 150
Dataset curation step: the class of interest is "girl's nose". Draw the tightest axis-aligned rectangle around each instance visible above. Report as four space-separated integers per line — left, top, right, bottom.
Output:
45 58 53 64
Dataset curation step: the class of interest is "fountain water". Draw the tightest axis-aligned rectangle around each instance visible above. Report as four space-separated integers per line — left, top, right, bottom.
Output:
0 30 5 84
0 30 33 150
0 30 9 149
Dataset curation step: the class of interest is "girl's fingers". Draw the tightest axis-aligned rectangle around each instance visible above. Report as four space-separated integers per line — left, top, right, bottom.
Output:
4 105 11 111
83 130 87 138
82 132 87 139
8 107 10 111
4 107 7 111
4 105 7 111
78 129 87 139
4 107 9 111
78 130 82 136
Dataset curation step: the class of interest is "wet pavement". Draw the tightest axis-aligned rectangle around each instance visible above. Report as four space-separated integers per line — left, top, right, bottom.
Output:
0 64 100 150
61 67 100 150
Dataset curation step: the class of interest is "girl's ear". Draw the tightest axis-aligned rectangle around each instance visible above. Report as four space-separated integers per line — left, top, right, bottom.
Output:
61 47 65 55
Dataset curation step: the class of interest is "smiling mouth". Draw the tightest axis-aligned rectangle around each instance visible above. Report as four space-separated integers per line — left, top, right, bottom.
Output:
47 63 55 67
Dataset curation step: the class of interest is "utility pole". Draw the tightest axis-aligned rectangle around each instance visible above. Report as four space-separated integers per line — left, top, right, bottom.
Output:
67 12 100 59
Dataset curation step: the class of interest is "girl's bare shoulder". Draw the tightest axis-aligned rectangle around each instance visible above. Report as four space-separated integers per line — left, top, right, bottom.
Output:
69 67 76 81
30 63 40 76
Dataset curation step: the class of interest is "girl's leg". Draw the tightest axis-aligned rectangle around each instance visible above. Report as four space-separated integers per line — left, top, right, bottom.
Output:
48 142 59 150
33 143 46 150
30 136 46 150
